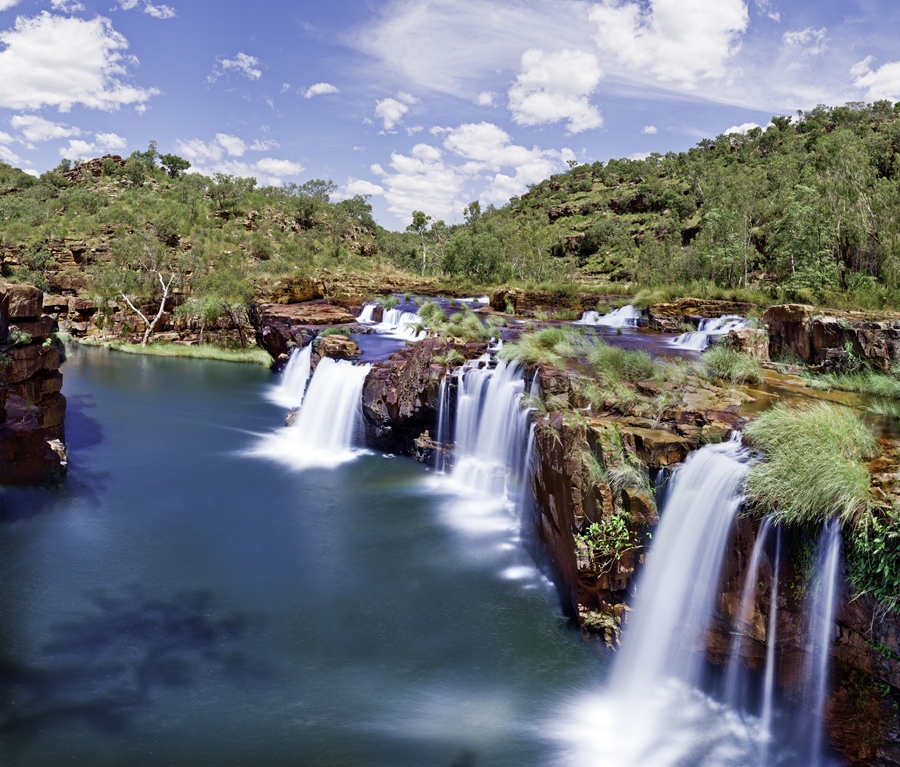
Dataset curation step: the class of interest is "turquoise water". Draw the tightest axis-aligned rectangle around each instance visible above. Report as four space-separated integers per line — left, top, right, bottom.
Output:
0 345 599 766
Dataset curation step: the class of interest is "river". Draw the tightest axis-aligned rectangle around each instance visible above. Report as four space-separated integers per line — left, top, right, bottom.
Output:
0 345 599 767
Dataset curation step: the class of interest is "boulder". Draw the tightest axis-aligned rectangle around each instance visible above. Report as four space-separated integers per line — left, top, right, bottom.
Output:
318 335 361 360
5 342 61 385
255 301 355 360
10 315 55 341
727 327 769 360
7 284 42 319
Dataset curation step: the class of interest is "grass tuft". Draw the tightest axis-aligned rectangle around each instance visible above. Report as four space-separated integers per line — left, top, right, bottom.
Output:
743 402 878 524
701 345 762 384
97 340 273 365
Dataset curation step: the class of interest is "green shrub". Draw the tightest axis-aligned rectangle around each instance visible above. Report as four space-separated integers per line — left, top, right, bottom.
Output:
433 348 465 367
499 326 583 366
702 345 762 384
622 349 655 381
744 402 878 524
377 295 400 310
417 300 446 326
847 511 900 613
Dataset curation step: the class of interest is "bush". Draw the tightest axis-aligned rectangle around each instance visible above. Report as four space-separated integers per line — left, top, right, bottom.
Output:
847 511 900 613
499 327 583 366
743 402 878 524
702 345 763 384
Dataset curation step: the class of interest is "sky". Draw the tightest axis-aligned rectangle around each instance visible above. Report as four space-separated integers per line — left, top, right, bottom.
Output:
0 0 899 229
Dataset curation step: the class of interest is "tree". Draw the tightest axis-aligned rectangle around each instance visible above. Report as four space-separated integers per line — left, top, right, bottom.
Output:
159 153 191 179
130 140 159 170
407 210 432 275
93 231 185 347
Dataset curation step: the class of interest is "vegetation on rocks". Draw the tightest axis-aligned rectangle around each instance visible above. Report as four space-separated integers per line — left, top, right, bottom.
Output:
701 345 763 384
744 402 879 524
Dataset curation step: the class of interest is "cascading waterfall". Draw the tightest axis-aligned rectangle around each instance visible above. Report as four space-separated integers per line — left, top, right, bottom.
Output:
373 307 424 340
357 303 377 323
266 343 313 410
670 315 750 351
573 304 641 327
612 434 750 694
247 357 372 470
801 518 843 767
434 375 451 474
723 516 773 706
760 526 781 767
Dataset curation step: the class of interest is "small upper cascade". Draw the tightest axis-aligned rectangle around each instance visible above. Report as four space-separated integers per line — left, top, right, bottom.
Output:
357 303 377 324
573 304 641 327
373 307 425 340
266 343 313 410
800 519 843 767
247 357 372 471
612 433 750 694
723 517 773 707
670 315 750 351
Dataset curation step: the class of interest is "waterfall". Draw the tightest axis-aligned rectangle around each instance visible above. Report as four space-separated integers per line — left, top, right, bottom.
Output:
801 519 842 767
670 315 750 351
612 434 750 695
449 358 531 500
573 304 641 327
760 526 781 767
358 303 377 324
434 375 451 473
723 516 772 707
246 357 372 471
373 308 425 340
266 343 313 410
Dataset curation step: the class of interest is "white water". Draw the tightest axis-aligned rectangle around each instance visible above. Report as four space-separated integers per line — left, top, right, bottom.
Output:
573 304 641 327
760 526 781 767
358 303 377 324
372 307 425 340
248 357 372 470
723 516 773 706
266 343 313 410
802 519 842 767
671 315 750 351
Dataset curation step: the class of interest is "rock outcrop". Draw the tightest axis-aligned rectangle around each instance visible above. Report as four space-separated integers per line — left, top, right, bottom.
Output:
648 298 757 332
0 283 67 484
254 300 357 361
763 304 900 370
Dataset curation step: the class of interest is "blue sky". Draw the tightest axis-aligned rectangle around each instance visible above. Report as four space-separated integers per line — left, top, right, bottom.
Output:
0 0 899 228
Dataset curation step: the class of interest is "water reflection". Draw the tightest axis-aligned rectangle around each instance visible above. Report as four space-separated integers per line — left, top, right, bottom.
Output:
0 589 249 738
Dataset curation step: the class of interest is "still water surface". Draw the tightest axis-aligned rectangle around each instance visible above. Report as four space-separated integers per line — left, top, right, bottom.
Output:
0 345 598 766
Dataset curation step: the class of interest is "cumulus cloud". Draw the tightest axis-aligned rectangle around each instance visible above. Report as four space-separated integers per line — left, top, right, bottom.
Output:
589 0 748 90
641 125 657 134
58 131 127 158
0 12 157 111
0 0 22 10
374 92 419 131
475 91 496 106
853 58 900 102
10 114 80 143
370 121 571 221
209 52 262 82
345 179 385 197
782 27 828 56
304 82 339 98
507 48 603 134
0 144 21 164
175 133 302 185
724 122 761 135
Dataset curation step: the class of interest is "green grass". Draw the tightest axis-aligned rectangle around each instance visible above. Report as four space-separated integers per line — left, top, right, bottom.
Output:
701 345 763 384
84 339 273 365
803 370 900 399
499 326 584 366
743 402 878 524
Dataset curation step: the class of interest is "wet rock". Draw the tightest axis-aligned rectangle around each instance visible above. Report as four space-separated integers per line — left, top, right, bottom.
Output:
649 298 757 332
7 284 43 319
317 335 360 360
727 327 769 360
255 300 355 359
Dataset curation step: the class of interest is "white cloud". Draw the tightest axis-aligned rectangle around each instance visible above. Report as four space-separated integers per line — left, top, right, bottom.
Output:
345 179 385 197
407 125 423 136
118 0 175 18
374 95 418 130
22 168 38 177
0 0 22 10
0 144 21 164
59 138 96 158
724 122 761 135
0 131 13 143
209 52 262 82
95 131 126 150
370 121 570 221
754 0 780 22
192 158 302 186
0 12 157 111
854 59 900 101
174 137 223 164
589 0 749 90
641 125 657 134
476 91 496 106
10 114 80 143
507 48 603 134
782 27 828 56
215 133 246 157
50 0 86 12
629 151 651 161
304 82 339 98
249 139 279 151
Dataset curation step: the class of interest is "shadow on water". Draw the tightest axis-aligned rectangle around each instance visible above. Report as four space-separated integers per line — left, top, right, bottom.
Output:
0 395 108 523
0 588 253 741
